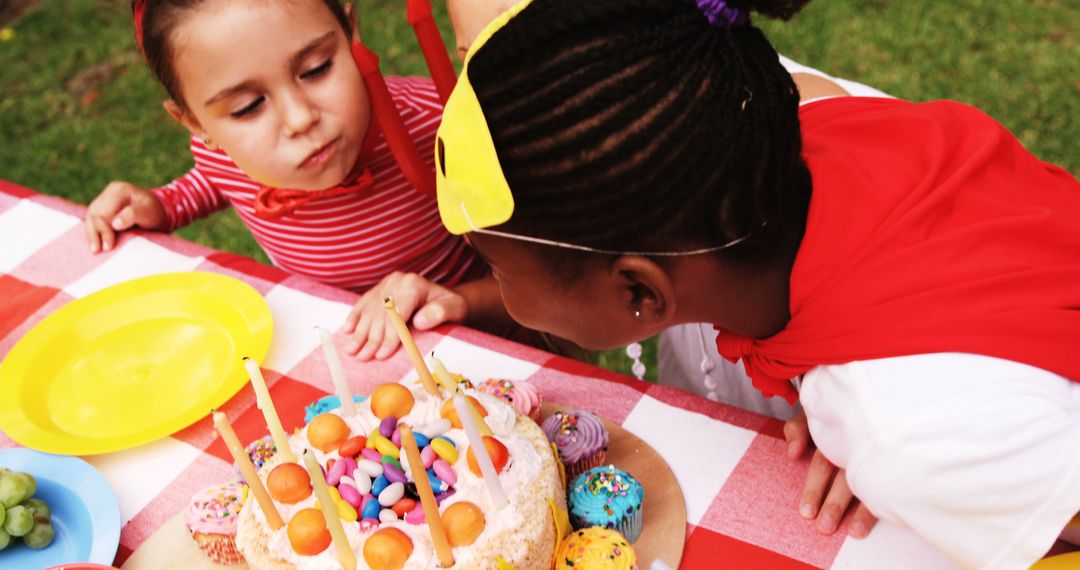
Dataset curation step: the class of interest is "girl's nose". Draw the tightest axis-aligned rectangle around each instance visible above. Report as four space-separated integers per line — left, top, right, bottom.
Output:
279 89 319 138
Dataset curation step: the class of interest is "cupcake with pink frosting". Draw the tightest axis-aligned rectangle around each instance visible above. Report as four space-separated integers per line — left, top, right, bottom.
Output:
542 409 609 483
185 482 247 565
476 378 543 422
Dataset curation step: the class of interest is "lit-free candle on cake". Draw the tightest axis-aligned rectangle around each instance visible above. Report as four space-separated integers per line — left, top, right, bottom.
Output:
383 297 441 396
244 357 297 462
315 326 356 416
212 410 284 530
302 450 357 570
431 357 492 436
454 394 508 509
400 424 455 567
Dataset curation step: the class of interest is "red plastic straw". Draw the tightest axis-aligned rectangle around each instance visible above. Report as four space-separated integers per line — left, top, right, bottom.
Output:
351 40 436 197
407 0 457 105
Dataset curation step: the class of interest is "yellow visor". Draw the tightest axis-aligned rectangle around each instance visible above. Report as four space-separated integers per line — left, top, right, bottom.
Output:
435 0 535 235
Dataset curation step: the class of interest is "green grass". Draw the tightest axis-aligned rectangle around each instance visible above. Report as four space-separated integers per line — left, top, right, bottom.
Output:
1 0 1075 381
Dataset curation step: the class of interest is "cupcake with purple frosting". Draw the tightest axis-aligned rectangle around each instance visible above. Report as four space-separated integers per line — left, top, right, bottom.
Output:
542 409 609 482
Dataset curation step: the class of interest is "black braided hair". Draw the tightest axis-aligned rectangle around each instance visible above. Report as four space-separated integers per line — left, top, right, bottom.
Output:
135 0 352 108
468 0 812 265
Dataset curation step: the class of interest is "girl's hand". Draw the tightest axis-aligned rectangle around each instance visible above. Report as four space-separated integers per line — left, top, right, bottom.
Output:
342 272 468 360
84 181 167 253
784 410 878 538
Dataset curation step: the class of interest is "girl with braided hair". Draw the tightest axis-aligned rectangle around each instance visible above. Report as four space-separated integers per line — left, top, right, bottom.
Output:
430 0 1080 566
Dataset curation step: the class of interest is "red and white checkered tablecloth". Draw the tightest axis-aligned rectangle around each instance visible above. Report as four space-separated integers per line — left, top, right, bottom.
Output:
0 180 960 569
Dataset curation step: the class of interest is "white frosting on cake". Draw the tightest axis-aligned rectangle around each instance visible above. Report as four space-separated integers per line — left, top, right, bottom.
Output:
236 380 563 570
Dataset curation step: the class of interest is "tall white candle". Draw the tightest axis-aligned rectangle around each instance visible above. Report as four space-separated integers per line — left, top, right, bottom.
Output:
453 394 507 508
315 326 356 415
244 357 297 462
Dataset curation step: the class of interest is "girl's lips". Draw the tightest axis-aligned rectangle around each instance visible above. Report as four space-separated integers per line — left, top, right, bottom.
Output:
300 138 339 169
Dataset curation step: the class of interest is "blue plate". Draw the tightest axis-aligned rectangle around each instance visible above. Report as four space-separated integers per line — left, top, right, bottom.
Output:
0 449 121 567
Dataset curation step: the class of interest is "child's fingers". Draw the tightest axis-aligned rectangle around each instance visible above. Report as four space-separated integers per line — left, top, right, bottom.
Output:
342 301 365 333
848 503 877 538
815 469 854 534
414 296 467 330
89 216 117 252
84 217 103 253
783 411 811 459
346 310 374 355
799 449 836 520
356 317 385 361
111 205 137 231
373 322 401 360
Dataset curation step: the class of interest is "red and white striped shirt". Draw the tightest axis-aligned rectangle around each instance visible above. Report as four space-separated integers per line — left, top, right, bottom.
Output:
152 76 483 292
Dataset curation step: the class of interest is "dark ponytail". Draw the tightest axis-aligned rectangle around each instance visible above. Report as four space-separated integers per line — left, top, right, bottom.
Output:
469 0 812 264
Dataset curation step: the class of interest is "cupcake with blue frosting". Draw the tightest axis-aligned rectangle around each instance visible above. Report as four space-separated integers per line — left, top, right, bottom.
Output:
567 465 645 543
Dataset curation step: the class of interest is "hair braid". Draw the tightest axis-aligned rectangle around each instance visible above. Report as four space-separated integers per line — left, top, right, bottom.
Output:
470 0 811 262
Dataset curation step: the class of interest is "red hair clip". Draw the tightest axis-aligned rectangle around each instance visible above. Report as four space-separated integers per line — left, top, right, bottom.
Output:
132 0 148 56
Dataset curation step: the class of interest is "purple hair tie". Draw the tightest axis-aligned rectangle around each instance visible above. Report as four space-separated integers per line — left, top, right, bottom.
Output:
696 0 749 28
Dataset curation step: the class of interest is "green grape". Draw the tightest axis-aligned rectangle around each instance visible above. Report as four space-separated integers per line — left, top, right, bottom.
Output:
21 498 50 519
0 527 10 550
1 505 31 537
13 472 35 498
0 502 5 526
0 474 28 508
22 520 54 550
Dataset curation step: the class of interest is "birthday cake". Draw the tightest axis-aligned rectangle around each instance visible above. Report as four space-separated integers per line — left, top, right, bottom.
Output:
234 378 566 569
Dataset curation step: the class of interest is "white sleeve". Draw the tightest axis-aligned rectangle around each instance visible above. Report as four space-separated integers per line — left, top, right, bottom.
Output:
778 54 895 99
800 353 1080 569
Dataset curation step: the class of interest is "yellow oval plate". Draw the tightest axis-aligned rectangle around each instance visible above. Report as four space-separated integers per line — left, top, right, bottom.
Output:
0 271 272 455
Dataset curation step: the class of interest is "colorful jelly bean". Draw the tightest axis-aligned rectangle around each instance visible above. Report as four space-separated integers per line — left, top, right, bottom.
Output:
384 463 407 484
361 448 383 463
378 482 405 506
371 474 390 497
378 508 398 523
357 458 383 478
432 459 457 486
431 438 458 464
412 432 431 449
434 488 457 504
338 435 367 458
326 457 347 487
420 445 437 468
354 474 372 495
374 436 400 459
342 456 358 478
428 472 448 494
339 483 362 508
379 416 397 438
390 498 417 518
361 497 382 520
404 505 425 524
391 428 402 448
381 456 401 470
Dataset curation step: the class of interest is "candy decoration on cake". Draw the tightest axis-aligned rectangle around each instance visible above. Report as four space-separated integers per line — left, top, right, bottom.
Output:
267 463 312 504
306 413 351 452
370 383 415 419
455 394 509 508
476 378 543 422
466 435 511 476
441 501 486 547
567 466 645 542
555 527 639 570
212 410 284 530
235 435 277 483
363 527 414 570
286 508 332 556
304 394 369 423
542 410 609 483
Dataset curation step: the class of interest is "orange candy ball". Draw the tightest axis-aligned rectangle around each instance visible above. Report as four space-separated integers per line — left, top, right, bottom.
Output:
439 396 488 429
287 508 332 556
370 383 415 419
267 462 313 504
442 501 486 547
362 527 414 570
307 413 351 452
466 435 510 476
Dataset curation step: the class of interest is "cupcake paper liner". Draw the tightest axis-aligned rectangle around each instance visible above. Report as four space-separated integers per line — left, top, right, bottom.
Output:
192 532 246 565
566 448 608 483
616 507 644 544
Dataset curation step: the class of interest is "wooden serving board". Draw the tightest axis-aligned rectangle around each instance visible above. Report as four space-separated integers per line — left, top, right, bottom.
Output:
124 404 686 569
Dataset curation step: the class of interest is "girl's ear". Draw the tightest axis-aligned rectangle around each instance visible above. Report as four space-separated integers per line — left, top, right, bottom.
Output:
163 100 217 149
610 256 677 326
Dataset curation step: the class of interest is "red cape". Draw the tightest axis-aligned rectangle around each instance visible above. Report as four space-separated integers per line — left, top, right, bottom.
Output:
718 97 1080 404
